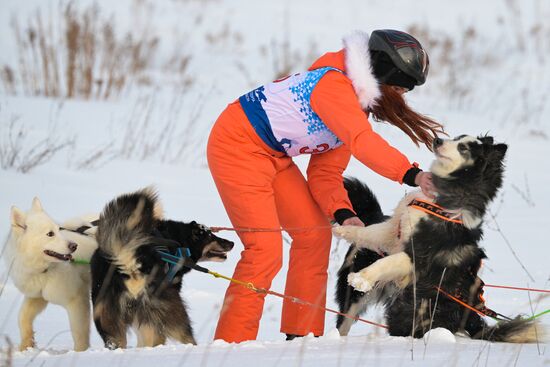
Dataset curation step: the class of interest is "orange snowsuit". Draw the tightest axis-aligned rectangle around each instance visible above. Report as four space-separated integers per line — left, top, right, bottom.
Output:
207 32 419 343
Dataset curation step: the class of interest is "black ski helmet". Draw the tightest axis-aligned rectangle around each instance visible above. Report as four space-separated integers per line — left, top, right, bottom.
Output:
369 29 429 90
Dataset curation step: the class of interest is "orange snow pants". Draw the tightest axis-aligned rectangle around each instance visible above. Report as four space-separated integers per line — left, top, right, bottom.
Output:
207 101 332 343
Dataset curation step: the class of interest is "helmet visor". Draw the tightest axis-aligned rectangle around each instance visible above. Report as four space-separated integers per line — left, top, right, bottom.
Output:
396 46 429 85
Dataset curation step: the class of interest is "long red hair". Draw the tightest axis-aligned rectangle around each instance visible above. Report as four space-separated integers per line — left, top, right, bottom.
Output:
370 84 446 150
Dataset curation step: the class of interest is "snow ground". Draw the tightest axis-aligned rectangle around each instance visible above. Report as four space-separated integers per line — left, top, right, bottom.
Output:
1 0 549 366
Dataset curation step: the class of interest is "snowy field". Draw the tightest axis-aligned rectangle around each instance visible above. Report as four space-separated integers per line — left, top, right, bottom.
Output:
1 0 549 366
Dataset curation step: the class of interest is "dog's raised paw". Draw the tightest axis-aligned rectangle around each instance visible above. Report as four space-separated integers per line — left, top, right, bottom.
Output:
332 226 356 241
347 272 372 292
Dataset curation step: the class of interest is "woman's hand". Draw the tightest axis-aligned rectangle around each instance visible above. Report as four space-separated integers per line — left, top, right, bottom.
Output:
415 171 436 198
341 216 365 227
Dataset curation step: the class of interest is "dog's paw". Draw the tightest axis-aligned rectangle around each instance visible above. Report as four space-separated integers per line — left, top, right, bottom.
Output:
332 225 358 241
19 340 35 351
105 340 120 350
74 341 90 352
395 273 411 290
347 272 372 292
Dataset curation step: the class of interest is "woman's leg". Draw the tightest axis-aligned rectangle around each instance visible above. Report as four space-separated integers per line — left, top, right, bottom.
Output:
273 163 332 337
207 106 292 343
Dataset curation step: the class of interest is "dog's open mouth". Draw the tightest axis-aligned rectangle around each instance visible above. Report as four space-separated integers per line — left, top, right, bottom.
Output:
206 250 228 260
44 249 73 261
200 240 234 262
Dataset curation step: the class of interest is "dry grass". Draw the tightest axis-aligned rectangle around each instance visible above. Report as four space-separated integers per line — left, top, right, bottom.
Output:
204 22 244 48
241 36 316 87
406 0 550 120
1 2 194 100
70 140 117 171
66 89 207 170
0 336 14 367
259 9 318 81
117 90 206 165
0 67 16 95
406 23 483 107
0 113 73 173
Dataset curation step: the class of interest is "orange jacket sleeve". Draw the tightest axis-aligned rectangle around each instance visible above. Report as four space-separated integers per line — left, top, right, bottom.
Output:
306 144 354 219
310 70 415 184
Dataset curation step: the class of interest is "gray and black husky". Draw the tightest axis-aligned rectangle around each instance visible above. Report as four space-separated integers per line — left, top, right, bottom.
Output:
91 188 234 349
334 135 543 343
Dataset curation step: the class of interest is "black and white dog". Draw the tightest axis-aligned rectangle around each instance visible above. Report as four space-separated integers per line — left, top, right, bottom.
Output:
334 135 542 342
91 188 234 349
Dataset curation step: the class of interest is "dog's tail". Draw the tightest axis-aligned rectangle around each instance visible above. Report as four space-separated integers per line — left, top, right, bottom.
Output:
336 178 390 334
96 187 163 270
473 317 545 343
344 177 385 225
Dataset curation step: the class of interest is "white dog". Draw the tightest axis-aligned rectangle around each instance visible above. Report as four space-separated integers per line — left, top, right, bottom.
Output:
6 198 98 351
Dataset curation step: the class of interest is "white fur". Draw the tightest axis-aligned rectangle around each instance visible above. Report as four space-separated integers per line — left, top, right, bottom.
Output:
430 136 481 178
61 215 99 261
333 190 430 256
347 252 413 292
334 187 480 291
432 244 478 267
505 324 546 344
343 31 381 110
333 190 431 292
333 136 490 292
336 300 367 336
460 210 482 229
6 198 98 351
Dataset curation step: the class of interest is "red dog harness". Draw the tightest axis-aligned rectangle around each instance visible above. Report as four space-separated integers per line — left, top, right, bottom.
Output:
404 199 508 319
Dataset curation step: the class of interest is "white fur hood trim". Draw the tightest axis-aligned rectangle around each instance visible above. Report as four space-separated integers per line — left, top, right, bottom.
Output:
343 31 381 110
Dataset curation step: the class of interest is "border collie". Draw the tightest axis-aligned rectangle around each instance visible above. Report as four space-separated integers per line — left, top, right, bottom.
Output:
333 135 542 343
91 188 234 349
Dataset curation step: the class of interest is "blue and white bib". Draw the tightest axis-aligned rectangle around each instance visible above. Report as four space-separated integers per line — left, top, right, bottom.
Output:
239 67 344 156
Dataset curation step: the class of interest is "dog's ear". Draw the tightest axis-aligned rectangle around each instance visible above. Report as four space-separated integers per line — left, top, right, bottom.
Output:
31 197 43 212
152 200 163 220
85 226 98 236
10 206 27 233
493 143 508 160
478 136 494 145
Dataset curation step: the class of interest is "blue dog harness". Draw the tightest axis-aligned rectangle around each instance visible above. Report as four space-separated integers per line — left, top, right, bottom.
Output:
157 247 192 282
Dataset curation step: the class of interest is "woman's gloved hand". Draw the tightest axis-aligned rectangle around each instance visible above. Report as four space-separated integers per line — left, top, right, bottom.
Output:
341 216 365 227
415 171 436 198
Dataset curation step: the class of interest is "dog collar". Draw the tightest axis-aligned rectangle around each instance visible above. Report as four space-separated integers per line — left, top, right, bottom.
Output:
408 199 463 225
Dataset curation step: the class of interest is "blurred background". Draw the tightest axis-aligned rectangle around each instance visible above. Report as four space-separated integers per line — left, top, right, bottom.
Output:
1 0 548 172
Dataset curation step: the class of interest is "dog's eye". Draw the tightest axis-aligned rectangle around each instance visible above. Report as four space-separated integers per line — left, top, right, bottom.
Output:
193 229 205 237
46 231 55 237
457 144 468 153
